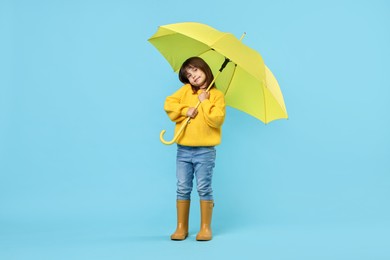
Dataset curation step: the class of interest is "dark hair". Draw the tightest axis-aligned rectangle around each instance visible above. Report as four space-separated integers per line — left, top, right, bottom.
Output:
178 57 215 94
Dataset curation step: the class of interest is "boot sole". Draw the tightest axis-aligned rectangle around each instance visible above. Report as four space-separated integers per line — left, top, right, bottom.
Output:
170 233 188 240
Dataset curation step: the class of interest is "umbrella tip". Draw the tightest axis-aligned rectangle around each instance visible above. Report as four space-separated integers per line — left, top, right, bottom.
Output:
239 32 246 41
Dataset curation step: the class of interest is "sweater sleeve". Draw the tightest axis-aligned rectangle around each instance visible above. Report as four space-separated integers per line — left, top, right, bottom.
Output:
199 90 225 128
164 87 189 123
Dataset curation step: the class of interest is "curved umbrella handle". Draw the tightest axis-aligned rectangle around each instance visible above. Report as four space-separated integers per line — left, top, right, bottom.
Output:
159 129 175 145
160 117 191 145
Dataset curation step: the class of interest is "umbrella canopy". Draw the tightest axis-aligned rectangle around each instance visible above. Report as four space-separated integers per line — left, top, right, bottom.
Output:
148 22 288 124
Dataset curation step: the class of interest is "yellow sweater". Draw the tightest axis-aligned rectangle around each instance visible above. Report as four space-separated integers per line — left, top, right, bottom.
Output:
164 84 226 146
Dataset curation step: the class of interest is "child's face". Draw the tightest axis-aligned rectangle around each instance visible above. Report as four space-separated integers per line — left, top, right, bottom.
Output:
185 66 207 89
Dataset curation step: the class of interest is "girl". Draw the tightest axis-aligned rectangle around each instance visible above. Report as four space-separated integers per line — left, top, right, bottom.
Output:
164 57 226 241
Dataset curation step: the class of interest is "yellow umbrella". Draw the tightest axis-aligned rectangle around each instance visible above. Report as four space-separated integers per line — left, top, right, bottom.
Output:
148 22 288 145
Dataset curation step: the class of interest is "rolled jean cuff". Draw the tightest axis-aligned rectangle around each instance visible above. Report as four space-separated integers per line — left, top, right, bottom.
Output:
177 195 191 200
199 195 213 200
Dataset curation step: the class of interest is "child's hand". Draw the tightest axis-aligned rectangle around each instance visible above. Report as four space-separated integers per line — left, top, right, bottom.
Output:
187 107 198 118
198 91 210 102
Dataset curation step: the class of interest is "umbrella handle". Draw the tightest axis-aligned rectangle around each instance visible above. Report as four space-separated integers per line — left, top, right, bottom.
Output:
160 117 191 145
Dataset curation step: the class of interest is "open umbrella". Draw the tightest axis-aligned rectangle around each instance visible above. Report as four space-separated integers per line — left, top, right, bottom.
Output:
148 22 288 145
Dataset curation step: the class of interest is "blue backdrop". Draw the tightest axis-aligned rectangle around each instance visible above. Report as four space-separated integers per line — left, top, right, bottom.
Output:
1 0 389 259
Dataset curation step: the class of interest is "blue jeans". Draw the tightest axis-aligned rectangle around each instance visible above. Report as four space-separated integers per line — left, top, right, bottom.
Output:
176 145 216 201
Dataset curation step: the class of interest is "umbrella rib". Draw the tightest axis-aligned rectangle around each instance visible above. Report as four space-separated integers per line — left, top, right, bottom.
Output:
221 64 237 95
198 48 214 57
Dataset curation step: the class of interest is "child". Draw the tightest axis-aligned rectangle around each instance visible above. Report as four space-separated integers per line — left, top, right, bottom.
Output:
164 57 226 241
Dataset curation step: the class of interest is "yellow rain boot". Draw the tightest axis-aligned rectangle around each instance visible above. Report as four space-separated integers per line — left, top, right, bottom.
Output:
170 200 190 240
196 200 214 241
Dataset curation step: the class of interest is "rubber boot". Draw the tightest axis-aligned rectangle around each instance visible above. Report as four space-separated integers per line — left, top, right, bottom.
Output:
170 200 190 240
196 200 214 241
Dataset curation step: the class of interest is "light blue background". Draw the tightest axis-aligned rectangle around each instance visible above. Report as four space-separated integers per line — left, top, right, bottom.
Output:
1 0 389 259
